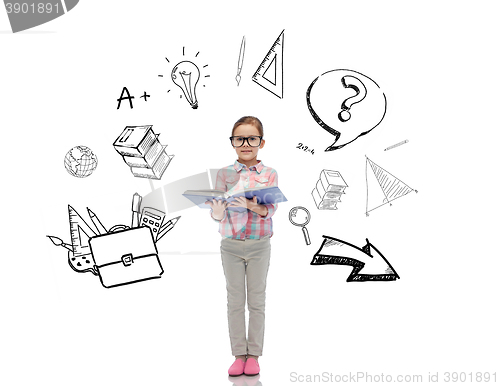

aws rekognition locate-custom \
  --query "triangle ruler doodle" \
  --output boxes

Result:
[68,205,96,258]
[365,156,416,216]
[252,29,284,99]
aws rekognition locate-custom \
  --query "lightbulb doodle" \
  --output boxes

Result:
[158,47,210,109]
[306,69,387,152]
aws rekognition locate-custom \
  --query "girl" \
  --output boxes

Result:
[206,116,278,376]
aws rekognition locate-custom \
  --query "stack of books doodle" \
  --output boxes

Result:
[113,125,174,180]
[311,169,348,210]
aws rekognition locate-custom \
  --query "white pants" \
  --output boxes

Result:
[220,236,271,356]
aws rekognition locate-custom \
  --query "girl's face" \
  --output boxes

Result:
[232,123,265,167]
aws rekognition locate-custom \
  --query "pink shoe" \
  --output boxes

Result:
[228,358,245,376]
[243,358,260,375]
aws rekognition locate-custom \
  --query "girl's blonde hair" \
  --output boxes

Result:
[232,116,264,137]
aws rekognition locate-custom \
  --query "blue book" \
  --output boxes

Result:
[183,186,287,211]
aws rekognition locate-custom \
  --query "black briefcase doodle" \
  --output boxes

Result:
[89,226,163,288]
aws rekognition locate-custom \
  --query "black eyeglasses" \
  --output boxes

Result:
[229,136,263,147]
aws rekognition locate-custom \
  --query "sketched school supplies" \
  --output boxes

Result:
[365,156,417,216]
[156,216,181,242]
[289,207,311,245]
[236,36,246,86]
[311,236,400,282]
[306,69,387,152]
[311,170,348,210]
[183,185,288,211]
[48,198,180,288]
[384,139,409,151]
[252,29,284,99]
[113,125,174,180]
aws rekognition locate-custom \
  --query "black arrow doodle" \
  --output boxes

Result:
[310,236,400,282]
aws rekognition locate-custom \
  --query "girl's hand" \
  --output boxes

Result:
[205,199,228,220]
[229,196,269,217]
[229,196,251,209]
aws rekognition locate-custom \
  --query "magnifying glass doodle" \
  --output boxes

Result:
[289,206,311,245]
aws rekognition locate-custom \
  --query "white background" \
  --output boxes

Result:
[1,1,499,385]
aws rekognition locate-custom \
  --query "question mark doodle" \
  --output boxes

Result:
[338,75,367,122]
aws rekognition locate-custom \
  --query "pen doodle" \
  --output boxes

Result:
[252,29,284,99]
[365,156,417,216]
[311,236,400,282]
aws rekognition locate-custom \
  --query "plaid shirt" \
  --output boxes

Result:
[212,160,278,239]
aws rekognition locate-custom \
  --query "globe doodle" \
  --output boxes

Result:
[64,146,98,178]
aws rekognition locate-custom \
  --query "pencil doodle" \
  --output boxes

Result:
[311,236,400,282]
[306,69,387,151]
[113,125,174,180]
[236,36,246,86]
[365,156,417,216]
[289,206,311,245]
[384,139,409,151]
[64,146,98,178]
[311,170,348,210]
[252,29,284,99]
[47,194,181,288]
[158,47,210,109]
